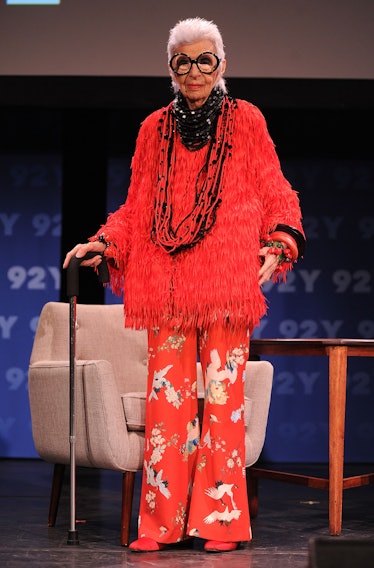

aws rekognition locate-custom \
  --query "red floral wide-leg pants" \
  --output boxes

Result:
[137,323,252,544]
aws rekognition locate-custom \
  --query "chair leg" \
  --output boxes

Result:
[247,467,259,518]
[121,471,136,547]
[48,463,65,527]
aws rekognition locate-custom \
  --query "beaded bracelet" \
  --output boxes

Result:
[97,234,112,248]
[261,238,293,264]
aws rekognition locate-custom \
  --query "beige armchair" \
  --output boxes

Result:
[28,301,273,546]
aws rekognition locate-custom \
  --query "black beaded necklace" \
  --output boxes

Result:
[173,87,225,150]
[151,90,237,254]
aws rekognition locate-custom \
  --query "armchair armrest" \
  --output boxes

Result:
[28,360,143,472]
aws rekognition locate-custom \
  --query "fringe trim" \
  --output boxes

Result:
[88,99,304,331]
[123,302,264,334]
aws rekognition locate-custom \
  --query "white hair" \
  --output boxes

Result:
[167,17,227,94]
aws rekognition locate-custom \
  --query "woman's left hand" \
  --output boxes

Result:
[258,246,279,285]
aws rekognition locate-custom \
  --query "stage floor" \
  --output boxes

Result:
[0,459,373,567]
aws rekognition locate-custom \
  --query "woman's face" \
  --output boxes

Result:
[170,40,226,110]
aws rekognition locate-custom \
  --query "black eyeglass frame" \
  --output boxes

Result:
[169,51,221,76]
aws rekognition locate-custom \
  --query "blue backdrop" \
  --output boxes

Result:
[0,154,61,457]
[1,153,373,462]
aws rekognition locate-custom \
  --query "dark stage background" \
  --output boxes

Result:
[1,76,373,461]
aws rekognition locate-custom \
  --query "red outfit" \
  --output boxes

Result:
[94,99,303,332]
[93,97,303,544]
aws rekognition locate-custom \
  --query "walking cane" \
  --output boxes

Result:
[66,252,109,545]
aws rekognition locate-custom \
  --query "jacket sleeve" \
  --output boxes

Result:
[90,109,163,295]
[246,102,304,237]
[241,101,305,278]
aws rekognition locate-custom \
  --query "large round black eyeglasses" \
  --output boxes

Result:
[169,51,221,75]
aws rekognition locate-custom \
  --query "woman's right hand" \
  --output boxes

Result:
[258,246,280,286]
[62,241,106,270]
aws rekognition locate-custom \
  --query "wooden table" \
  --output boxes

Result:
[248,338,374,535]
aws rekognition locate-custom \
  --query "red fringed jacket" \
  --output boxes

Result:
[92,99,304,332]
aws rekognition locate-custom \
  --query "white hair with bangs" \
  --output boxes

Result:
[167,17,227,94]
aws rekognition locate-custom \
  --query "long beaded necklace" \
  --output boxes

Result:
[151,90,237,254]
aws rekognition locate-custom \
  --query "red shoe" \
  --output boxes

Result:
[204,540,239,552]
[129,537,165,552]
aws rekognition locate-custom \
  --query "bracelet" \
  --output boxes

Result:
[269,231,298,261]
[261,238,293,264]
[274,224,305,257]
[97,234,112,248]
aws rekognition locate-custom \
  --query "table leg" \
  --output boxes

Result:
[328,345,347,535]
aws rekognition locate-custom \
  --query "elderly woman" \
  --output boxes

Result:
[64,17,305,553]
